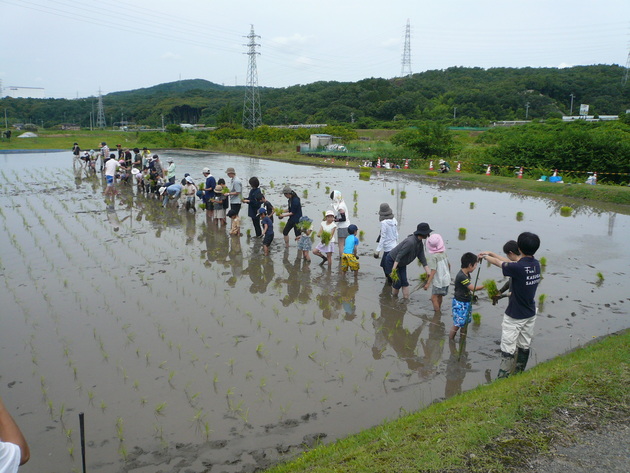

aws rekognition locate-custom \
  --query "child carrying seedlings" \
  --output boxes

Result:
[424,233,451,313]
[313,210,337,266]
[296,216,313,262]
[259,207,273,256]
[341,224,360,274]
[450,252,484,341]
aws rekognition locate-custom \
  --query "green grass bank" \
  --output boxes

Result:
[265,330,629,472]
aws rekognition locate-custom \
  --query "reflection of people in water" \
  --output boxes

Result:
[338,276,358,321]
[244,254,275,294]
[277,250,307,307]
[444,339,471,399]
[372,287,425,372]
[419,310,446,376]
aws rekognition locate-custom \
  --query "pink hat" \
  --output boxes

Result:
[426,233,445,254]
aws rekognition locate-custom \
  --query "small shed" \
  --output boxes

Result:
[310,134,333,149]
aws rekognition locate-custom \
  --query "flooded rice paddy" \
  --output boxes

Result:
[1,150,628,473]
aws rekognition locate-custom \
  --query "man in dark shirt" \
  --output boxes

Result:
[481,232,541,378]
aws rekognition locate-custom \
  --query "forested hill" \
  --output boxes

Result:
[2,65,629,128]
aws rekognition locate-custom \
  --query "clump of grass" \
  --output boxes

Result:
[426,171,438,176]
[560,206,573,217]
[432,197,438,203]
[516,211,524,221]
[483,279,499,298]
[472,312,481,325]
[458,228,467,240]
[400,191,407,199]
[358,171,371,180]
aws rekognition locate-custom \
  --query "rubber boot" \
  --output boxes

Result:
[497,351,515,379]
[514,348,530,374]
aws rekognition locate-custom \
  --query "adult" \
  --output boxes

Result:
[480,232,541,378]
[374,203,399,283]
[132,148,142,170]
[141,147,152,168]
[383,222,432,298]
[152,155,164,179]
[279,186,302,247]
[104,154,119,196]
[243,177,264,237]
[99,142,109,172]
[116,144,123,160]
[0,395,30,472]
[72,142,80,161]
[166,158,176,185]
[225,167,242,220]
[201,167,216,219]
[160,181,183,208]
[330,190,350,257]
[123,148,132,168]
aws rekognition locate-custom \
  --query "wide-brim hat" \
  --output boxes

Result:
[426,233,445,254]
[378,203,394,221]
[282,185,293,194]
[158,187,167,195]
[413,222,433,236]
[214,184,223,193]
[131,168,140,175]
[226,167,236,174]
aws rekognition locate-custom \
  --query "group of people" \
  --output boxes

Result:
[73,144,542,379]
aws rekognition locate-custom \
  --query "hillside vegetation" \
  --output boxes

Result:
[2,65,628,128]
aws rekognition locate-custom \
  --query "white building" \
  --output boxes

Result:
[4,86,46,99]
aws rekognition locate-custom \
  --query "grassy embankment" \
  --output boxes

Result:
[3,129,630,210]
[265,330,629,473]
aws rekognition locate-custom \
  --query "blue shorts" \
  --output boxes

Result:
[106,175,114,186]
[452,299,471,327]
[262,233,274,247]
[383,254,409,289]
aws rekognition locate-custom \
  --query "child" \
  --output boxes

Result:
[183,176,198,213]
[259,207,273,256]
[424,233,451,313]
[492,240,521,305]
[313,210,337,266]
[480,232,541,378]
[212,184,227,226]
[296,216,313,262]
[450,252,484,340]
[341,224,360,273]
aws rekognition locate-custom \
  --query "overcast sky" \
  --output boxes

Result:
[1,0,629,99]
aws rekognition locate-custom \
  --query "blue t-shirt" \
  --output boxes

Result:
[261,216,273,234]
[343,234,359,254]
[502,256,541,319]
[203,176,216,202]
[287,196,302,223]
[167,183,183,196]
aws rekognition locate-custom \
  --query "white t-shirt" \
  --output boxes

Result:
[0,441,21,473]
[320,221,337,243]
[427,251,451,288]
[104,158,118,177]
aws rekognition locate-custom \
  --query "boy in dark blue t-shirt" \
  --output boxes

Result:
[481,232,541,378]
[450,252,484,341]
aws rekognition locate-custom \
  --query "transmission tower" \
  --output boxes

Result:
[401,19,412,77]
[622,50,630,86]
[242,25,262,129]
[96,88,106,129]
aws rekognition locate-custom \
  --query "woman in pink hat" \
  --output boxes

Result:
[424,233,451,313]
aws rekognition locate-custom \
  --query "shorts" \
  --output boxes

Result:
[297,235,312,251]
[106,175,114,186]
[341,253,360,272]
[337,227,349,239]
[262,233,274,247]
[282,220,302,237]
[452,299,471,328]
[227,204,241,218]
[432,285,449,296]
[315,242,335,254]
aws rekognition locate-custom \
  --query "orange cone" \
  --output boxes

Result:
[517,167,523,179]
[404,159,409,169]
[486,165,491,176]
[429,160,434,171]
[376,158,381,168]
[456,162,461,173]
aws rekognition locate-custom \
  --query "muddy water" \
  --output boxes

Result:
[1,150,628,473]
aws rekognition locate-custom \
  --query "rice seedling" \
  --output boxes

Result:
[325,186,330,194]
[269,180,274,188]
[540,257,547,267]
[516,211,524,221]
[596,271,604,282]
[118,444,128,462]
[67,446,74,459]
[390,268,400,283]
[303,189,308,198]
[359,230,365,241]
[538,294,547,304]
[100,401,107,412]
[246,229,251,237]
[279,221,286,231]
[560,206,573,217]
[470,202,475,209]
[116,417,124,442]
[320,230,332,245]
[154,402,167,416]
[458,227,467,240]
[483,279,499,298]
[472,312,481,325]
[391,189,395,195]
[432,196,438,203]
[400,191,407,199]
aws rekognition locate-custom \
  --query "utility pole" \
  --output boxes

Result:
[161,115,165,132]
[453,107,457,119]
[242,25,262,129]
[401,19,412,77]
[622,50,630,86]
[569,93,575,115]
[525,102,530,119]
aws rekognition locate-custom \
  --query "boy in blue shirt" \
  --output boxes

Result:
[259,207,273,256]
[341,224,360,274]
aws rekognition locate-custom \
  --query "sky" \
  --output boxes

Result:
[1,0,629,99]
